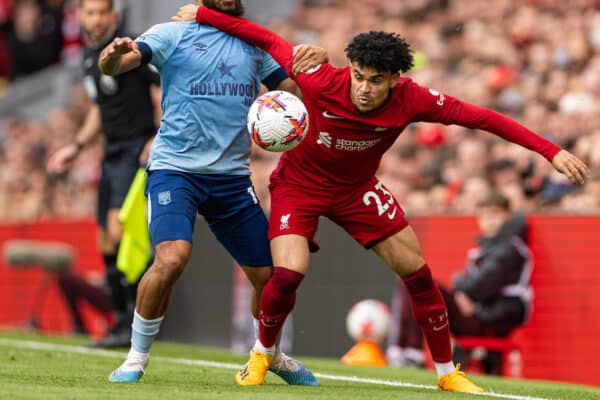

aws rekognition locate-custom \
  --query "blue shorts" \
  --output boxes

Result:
[145,170,272,267]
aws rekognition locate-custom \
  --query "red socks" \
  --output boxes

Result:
[401,264,452,363]
[259,266,304,347]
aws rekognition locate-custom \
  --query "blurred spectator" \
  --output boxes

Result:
[387,192,533,373]
[0,0,12,80]
[6,0,63,80]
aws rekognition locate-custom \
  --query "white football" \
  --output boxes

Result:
[346,299,391,343]
[247,90,309,152]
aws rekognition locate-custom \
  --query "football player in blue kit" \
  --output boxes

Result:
[98,0,325,385]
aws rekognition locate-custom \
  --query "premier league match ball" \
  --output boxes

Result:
[346,299,391,343]
[247,90,309,152]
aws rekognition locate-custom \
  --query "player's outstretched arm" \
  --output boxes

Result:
[173,5,328,76]
[174,4,294,74]
[457,104,589,184]
[411,82,590,185]
[99,37,142,76]
[456,104,589,184]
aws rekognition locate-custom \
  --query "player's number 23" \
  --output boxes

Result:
[362,182,396,220]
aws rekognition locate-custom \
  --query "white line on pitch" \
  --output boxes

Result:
[0,338,556,400]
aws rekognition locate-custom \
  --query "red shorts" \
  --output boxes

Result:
[268,176,409,252]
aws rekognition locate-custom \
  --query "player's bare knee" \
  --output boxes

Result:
[152,252,187,286]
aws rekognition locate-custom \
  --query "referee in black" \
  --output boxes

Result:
[47,0,159,347]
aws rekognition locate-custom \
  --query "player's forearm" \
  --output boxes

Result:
[75,104,102,148]
[99,52,142,76]
[455,102,561,162]
[196,6,294,74]
[276,77,303,99]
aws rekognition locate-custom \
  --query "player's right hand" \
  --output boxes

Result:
[292,44,329,75]
[551,149,589,185]
[171,4,199,21]
[46,144,79,174]
[99,37,137,64]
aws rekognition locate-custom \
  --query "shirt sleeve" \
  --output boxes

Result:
[196,6,294,74]
[407,80,561,162]
[258,50,287,90]
[134,22,186,69]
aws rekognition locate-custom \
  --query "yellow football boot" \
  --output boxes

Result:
[235,349,273,386]
[438,364,484,393]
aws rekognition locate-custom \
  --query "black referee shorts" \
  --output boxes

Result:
[97,138,147,229]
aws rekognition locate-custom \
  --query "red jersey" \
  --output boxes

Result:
[196,7,561,189]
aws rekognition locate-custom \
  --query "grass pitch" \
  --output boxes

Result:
[0,330,598,400]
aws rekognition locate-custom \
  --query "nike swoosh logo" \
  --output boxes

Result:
[323,110,344,119]
[387,207,397,220]
[432,322,448,331]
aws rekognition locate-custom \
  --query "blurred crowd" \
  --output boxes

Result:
[2,0,600,222]
[0,85,100,221]
[0,0,81,85]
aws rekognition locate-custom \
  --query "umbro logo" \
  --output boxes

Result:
[193,41,208,52]
[316,132,332,148]
[322,110,344,119]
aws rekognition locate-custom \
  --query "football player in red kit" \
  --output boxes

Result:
[174,4,589,393]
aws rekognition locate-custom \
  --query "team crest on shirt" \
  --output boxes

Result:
[280,213,291,230]
[158,191,171,205]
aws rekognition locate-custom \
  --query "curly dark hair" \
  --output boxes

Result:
[344,31,414,73]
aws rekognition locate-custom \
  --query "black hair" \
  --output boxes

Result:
[203,0,245,17]
[344,31,414,73]
[79,0,114,9]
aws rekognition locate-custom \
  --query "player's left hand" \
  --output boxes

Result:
[172,4,199,21]
[551,149,589,185]
[292,44,328,75]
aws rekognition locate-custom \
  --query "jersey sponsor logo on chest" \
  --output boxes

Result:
[316,132,381,151]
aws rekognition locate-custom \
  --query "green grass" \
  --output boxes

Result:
[0,330,599,400]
